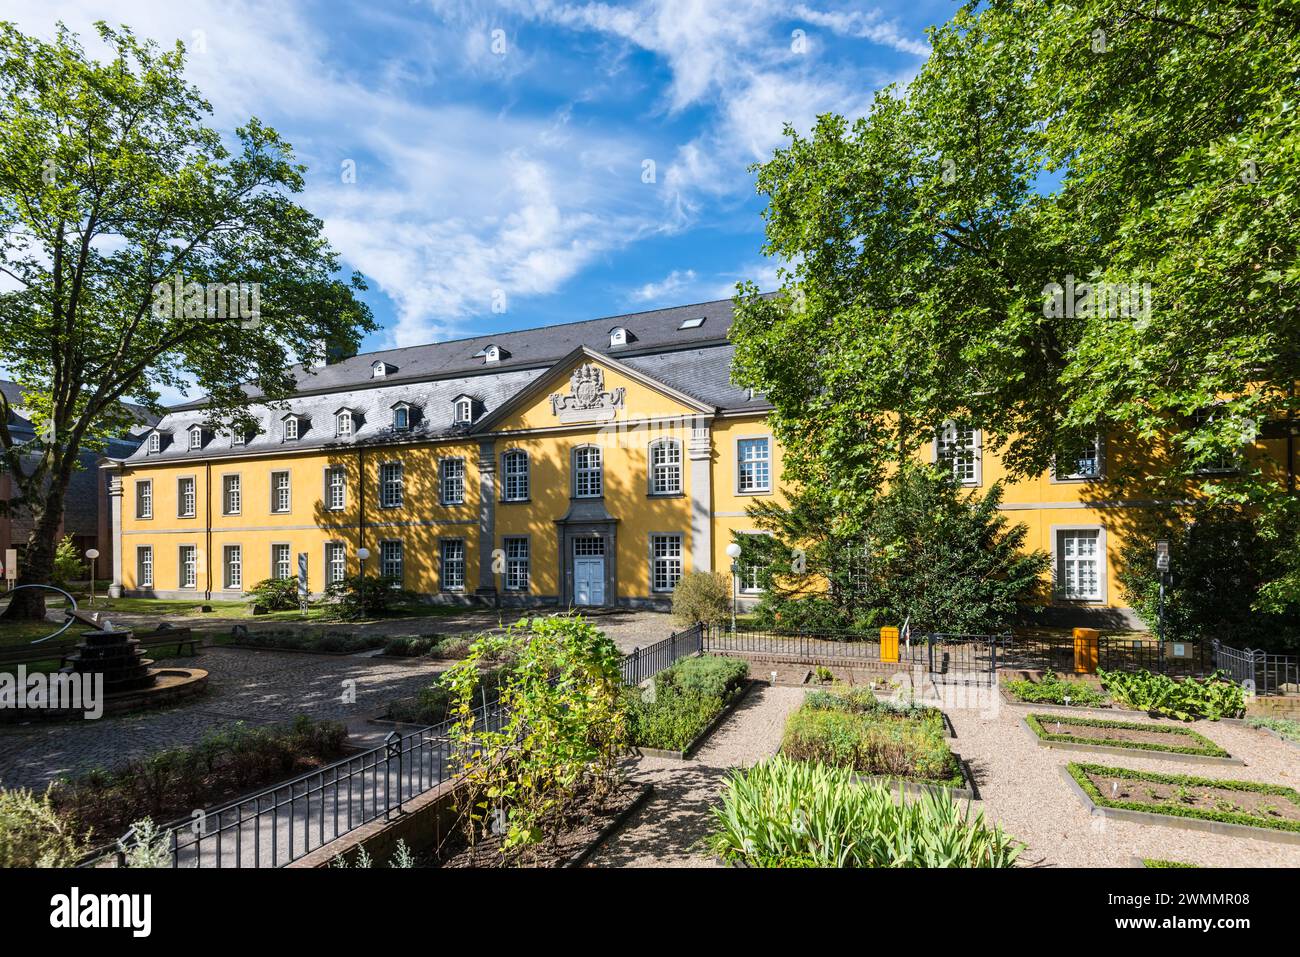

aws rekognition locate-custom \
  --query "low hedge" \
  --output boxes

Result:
[1026,713,1230,757]
[1067,762,1300,833]
[385,668,508,725]
[229,629,386,654]
[49,715,350,841]
[383,634,473,659]
[625,656,750,752]
[1002,671,1108,707]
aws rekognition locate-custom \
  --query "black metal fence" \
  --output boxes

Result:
[99,623,704,869]
[1004,634,1213,678]
[702,625,1002,685]
[622,622,704,685]
[1212,640,1300,696]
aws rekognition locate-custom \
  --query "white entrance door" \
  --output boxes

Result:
[574,558,605,605]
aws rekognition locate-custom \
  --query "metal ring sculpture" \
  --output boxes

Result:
[1,583,80,643]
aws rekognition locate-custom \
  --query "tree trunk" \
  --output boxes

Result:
[0,485,69,622]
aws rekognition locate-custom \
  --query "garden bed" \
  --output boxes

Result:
[1247,716,1300,750]
[633,679,756,759]
[625,655,750,756]
[218,628,387,656]
[999,671,1111,710]
[418,779,652,868]
[780,687,967,794]
[1063,762,1300,845]
[1023,714,1241,765]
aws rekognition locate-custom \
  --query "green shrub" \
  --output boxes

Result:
[247,577,301,611]
[0,787,88,867]
[1248,716,1300,743]
[1002,670,1108,707]
[1098,668,1245,721]
[50,715,349,838]
[324,574,413,620]
[382,634,473,659]
[671,571,733,628]
[802,686,941,723]
[50,535,84,588]
[234,628,383,653]
[708,756,1022,868]
[625,686,726,751]
[658,655,749,698]
[781,705,958,784]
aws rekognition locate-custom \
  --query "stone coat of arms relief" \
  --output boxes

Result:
[549,364,626,423]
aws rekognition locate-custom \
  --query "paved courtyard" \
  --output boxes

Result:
[0,609,680,793]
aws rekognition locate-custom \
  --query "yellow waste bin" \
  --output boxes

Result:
[1073,627,1100,674]
[880,626,900,664]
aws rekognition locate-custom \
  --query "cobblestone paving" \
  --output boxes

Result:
[0,647,447,791]
[585,683,807,868]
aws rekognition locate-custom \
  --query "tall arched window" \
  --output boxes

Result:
[573,445,602,498]
[648,439,682,495]
[501,449,529,501]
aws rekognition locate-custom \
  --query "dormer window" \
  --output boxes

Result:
[454,396,473,425]
[391,402,411,432]
[147,432,161,454]
[608,327,634,347]
[474,344,509,364]
[187,425,204,450]
[335,409,353,438]
[231,430,246,447]
[282,415,300,442]
[371,360,395,378]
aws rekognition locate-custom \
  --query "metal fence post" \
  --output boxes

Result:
[384,731,402,819]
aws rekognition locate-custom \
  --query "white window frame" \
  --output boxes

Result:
[1052,526,1106,603]
[325,541,347,585]
[735,531,771,595]
[648,439,683,496]
[650,533,683,593]
[392,405,409,431]
[271,543,292,580]
[136,545,153,588]
[454,397,472,424]
[283,416,299,442]
[271,470,291,514]
[573,445,602,499]
[380,539,404,585]
[136,480,153,519]
[179,544,197,589]
[440,457,465,506]
[934,420,982,486]
[147,432,160,453]
[1052,435,1106,482]
[325,467,346,511]
[440,539,465,592]
[336,410,353,438]
[501,449,529,502]
[178,476,196,518]
[222,474,242,515]
[223,544,242,591]
[503,536,529,592]
[379,461,404,509]
[188,426,203,450]
[736,436,772,494]
[231,430,246,447]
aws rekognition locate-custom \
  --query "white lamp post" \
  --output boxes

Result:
[724,542,742,635]
[357,546,370,579]
[85,548,100,606]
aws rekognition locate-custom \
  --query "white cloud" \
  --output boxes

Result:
[629,268,697,303]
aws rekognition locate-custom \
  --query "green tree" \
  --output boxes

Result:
[749,467,1049,634]
[730,1,1300,603]
[0,23,373,619]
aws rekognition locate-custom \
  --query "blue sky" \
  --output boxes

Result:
[9,0,952,400]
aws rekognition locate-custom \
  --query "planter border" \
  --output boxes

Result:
[998,683,1115,713]
[1021,714,1242,766]
[850,753,975,801]
[633,679,757,760]
[1060,763,1300,846]
[564,781,654,868]
[1246,722,1300,751]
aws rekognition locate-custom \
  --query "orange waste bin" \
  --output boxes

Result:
[880,626,900,664]
[1073,628,1100,674]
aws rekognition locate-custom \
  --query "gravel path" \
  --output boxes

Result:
[589,671,1300,868]
[585,684,806,868]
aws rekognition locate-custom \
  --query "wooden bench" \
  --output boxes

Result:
[0,624,200,670]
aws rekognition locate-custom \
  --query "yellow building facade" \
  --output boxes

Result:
[107,297,1275,624]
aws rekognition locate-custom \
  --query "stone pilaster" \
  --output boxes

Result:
[688,416,713,573]
[476,439,497,600]
[106,470,124,597]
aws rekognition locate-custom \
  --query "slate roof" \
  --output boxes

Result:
[1,379,160,450]
[124,296,771,464]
